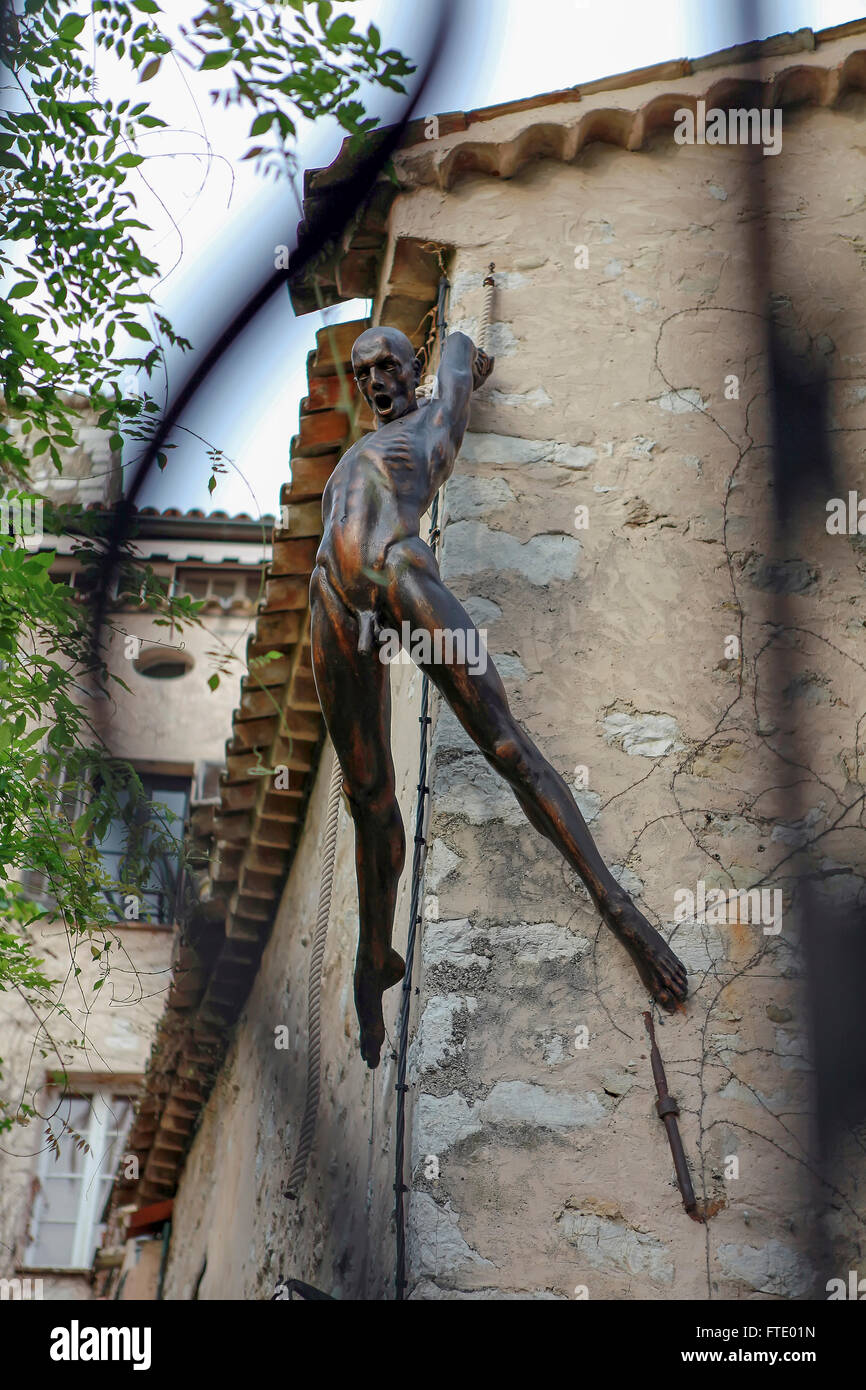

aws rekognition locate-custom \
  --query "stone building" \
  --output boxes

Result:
[0,412,271,1298]
[102,21,865,1300]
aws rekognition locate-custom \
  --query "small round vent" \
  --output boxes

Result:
[133,647,194,680]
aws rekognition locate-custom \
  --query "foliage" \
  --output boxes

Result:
[0,0,413,1128]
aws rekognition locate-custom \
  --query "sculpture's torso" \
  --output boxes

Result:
[315,400,438,612]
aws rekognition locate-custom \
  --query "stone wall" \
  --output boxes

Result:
[390,96,866,1299]
[160,656,422,1300]
[154,54,866,1302]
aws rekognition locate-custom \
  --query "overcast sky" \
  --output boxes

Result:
[116,0,866,517]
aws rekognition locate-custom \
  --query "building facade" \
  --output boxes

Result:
[101,22,866,1300]
[0,413,270,1299]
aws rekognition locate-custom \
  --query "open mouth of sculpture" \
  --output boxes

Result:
[374,391,394,415]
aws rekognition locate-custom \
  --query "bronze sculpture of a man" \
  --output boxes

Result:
[310,326,688,1068]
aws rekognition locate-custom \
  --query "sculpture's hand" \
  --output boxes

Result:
[471,346,494,390]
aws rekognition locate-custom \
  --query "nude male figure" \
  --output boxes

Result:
[310,326,688,1068]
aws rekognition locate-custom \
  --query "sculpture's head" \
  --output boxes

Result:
[352,326,420,426]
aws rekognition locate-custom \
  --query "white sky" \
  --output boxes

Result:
[97,0,865,516]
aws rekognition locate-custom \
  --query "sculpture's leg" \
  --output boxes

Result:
[310,568,406,1067]
[382,540,688,1011]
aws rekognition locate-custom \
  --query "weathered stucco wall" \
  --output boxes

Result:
[161,656,422,1300]
[387,94,866,1298]
[157,46,866,1301]
[91,614,252,768]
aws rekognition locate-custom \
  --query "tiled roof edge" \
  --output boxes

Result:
[290,26,866,314]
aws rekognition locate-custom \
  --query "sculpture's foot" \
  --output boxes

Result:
[603,892,688,1012]
[354,947,405,1069]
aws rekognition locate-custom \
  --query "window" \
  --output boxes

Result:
[48,560,123,601]
[24,1089,135,1270]
[174,565,262,611]
[51,560,264,612]
[18,759,89,904]
[192,760,224,804]
[20,767,190,923]
[94,772,190,925]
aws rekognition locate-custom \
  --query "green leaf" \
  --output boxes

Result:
[0,0,416,1121]
[59,15,87,41]
[28,549,55,568]
[328,15,355,44]
[201,51,233,71]
[18,726,48,751]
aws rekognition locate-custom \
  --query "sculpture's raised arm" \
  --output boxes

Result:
[425,331,494,485]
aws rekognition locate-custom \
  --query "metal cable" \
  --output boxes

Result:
[393,653,435,1299]
[394,265,494,1298]
[285,749,343,1198]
